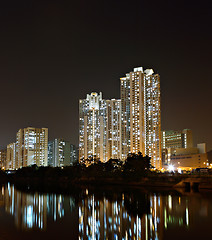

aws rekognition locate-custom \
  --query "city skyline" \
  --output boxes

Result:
[0,1,211,151]
[0,1,212,239]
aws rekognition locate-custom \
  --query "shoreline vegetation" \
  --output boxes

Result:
[0,153,212,191]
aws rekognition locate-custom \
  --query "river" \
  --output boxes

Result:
[0,183,211,239]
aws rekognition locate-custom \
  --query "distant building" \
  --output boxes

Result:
[6,143,16,170]
[48,139,77,167]
[16,127,48,168]
[120,67,161,168]
[48,139,62,167]
[197,143,207,154]
[164,143,208,171]
[207,150,212,164]
[70,144,78,165]
[16,129,24,169]
[162,129,193,166]
[0,149,7,170]
[162,129,193,149]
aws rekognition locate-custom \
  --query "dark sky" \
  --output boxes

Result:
[0,0,212,150]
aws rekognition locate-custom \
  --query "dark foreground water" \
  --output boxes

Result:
[0,183,212,240]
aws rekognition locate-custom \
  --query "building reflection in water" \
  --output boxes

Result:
[78,190,209,240]
[2,183,75,231]
[78,192,149,239]
[0,184,210,238]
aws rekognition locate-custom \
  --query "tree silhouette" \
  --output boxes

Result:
[124,152,152,174]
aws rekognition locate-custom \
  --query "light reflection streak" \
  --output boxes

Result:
[78,192,202,240]
[1,184,75,230]
[0,184,207,239]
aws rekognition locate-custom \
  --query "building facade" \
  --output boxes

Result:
[6,143,16,170]
[162,129,193,149]
[120,74,131,160]
[162,129,193,166]
[79,93,123,163]
[48,139,77,167]
[16,127,48,168]
[166,144,208,172]
[120,67,161,169]
[0,149,7,170]
[16,129,24,169]
[79,92,108,162]
[106,99,122,160]
[70,144,78,165]
[48,139,65,167]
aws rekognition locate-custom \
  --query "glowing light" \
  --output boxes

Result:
[168,165,174,172]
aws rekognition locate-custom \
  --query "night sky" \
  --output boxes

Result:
[0,0,211,150]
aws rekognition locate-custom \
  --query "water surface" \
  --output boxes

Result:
[0,183,211,239]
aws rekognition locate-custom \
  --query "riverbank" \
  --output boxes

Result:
[6,172,212,191]
[2,166,212,192]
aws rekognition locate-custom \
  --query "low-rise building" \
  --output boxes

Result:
[164,143,208,171]
[162,129,193,167]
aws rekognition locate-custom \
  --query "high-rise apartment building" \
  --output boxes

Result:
[48,139,77,167]
[79,92,107,162]
[79,93,123,163]
[48,139,65,167]
[0,149,7,170]
[120,74,131,160]
[6,143,16,170]
[106,99,122,160]
[121,67,161,169]
[70,144,78,165]
[16,129,24,169]
[16,127,48,168]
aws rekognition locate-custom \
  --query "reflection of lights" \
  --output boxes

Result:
[164,208,167,229]
[8,183,11,197]
[178,168,182,174]
[168,195,172,210]
[186,207,189,226]
[125,231,128,240]
[145,215,148,240]
[92,195,95,240]
[158,196,160,207]
[26,206,33,228]
[0,186,191,239]
[154,195,157,231]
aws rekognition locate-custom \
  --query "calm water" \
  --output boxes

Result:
[0,183,212,240]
